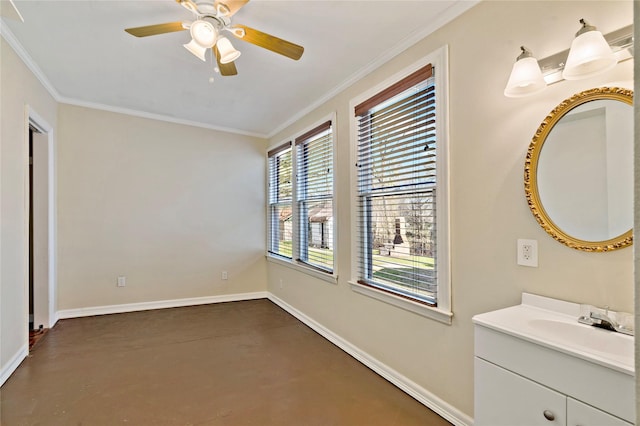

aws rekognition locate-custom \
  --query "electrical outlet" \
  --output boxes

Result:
[517,239,538,267]
[117,276,126,287]
[221,271,228,280]
[279,278,284,289]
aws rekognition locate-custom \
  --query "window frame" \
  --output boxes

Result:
[295,120,335,273]
[266,114,338,284]
[349,46,452,324]
[267,142,293,260]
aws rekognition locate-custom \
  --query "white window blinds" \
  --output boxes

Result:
[355,64,437,305]
[296,121,334,272]
[268,142,292,258]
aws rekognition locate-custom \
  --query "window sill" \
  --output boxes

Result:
[267,254,338,285]
[349,280,452,325]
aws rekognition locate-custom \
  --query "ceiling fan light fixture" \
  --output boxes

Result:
[190,20,217,48]
[184,39,208,61]
[217,37,241,64]
[125,1,304,76]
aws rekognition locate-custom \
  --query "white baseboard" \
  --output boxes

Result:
[46,291,471,424]
[268,293,473,426]
[56,291,269,320]
[0,343,28,387]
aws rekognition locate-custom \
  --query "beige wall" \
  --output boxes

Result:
[57,105,268,309]
[267,0,634,419]
[0,37,57,368]
[1,0,634,419]
[1,34,268,375]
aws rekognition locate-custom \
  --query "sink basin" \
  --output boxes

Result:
[472,294,634,374]
[527,318,633,363]
[474,293,636,424]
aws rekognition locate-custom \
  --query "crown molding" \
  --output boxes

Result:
[58,97,267,138]
[1,18,62,100]
[266,0,480,139]
[0,19,267,139]
[2,0,480,141]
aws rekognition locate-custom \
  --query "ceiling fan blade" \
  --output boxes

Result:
[125,22,186,38]
[215,46,238,76]
[215,0,249,17]
[232,24,304,61]
[0,0,24,22]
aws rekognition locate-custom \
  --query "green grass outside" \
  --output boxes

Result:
[372,266,435,292]
[274,240,435,271]
[274,240,293,258]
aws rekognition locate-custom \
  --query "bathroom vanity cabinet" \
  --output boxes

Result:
[473,293,634,426]
[475,357,630,425]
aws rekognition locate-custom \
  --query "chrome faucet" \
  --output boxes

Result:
[587,307,618,331]
[578,305,634,336]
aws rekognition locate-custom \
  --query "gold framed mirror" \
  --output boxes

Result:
[524,87,633,252]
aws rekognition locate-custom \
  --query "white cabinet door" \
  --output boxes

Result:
[567,398,633,426]
[475,357,566,426]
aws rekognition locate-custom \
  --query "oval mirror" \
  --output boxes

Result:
[525,87,633,252]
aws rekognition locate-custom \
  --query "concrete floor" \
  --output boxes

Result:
[1,299,451,425]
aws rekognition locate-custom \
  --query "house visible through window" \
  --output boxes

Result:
[354,63,439,306]
[267,120,335,275]
[296,121,334,272]
[268,142,292,259]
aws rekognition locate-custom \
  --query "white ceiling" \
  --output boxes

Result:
[2,0,476,137]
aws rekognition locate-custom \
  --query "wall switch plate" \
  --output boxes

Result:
[221,271,228,280]
[517,239,538,267]
[117,276,126,287]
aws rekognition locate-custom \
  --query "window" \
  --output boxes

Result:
[354,61,448,314]
[267,119,336,277]
[268,142,292,258]
[296,121,334,272]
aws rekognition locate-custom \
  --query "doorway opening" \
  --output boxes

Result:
[27,109,55,350]
[29,125,35,332]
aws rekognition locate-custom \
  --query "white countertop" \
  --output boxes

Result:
[472,293,634,376]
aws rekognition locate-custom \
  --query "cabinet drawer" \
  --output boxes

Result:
[567,398,632,426]
[475,325,634,422]
[475,357,566,426]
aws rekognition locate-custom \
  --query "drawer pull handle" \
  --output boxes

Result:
[543,410,555,421]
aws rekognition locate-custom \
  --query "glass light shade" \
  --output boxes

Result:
[504,56,546,98]
[190,20,217,48]
[183,39,208,61]
[216,37,241,64]
[562,30,616,80]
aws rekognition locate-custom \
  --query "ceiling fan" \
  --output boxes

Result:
[1,0,24,22]
[124,0,304,76]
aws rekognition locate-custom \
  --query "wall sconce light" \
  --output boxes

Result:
[504,19,633,97]
[562,19,617,80]
[504,46,546,97]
